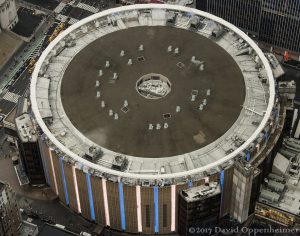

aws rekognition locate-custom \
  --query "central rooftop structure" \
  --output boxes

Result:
[30,4,275,182]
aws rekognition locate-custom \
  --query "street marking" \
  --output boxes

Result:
[2,91,21,104]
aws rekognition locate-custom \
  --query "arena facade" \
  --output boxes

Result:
[30,4,279,235]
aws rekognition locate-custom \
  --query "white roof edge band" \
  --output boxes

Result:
[30,4,275,180]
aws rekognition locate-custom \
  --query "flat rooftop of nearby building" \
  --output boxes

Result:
[15,113,37,142]
[38,224,79,236]
[180,182,220,202]
[18,221,39,236]
[0,31,23,69]
[259,143,300,216]
[61,26,245,158]
[12,7,44,38]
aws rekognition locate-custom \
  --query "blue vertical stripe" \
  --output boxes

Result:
[153,186,159,233]
[118,182,126,231]
[188,179,193,188]
[246,151,250,162]
[59,157,69,206]
[41,151,50,185]
[86,173,96,221]
[220,170,224,192]
[263,132,269,141]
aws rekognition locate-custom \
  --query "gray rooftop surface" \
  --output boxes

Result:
[180,181,220,202]
[61,26,245,158]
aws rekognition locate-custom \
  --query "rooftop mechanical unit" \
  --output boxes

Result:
[112,155,128,171]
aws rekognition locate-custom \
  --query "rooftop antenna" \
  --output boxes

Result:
[164,123,168,129]
[199,104,203,111]
[191,56,203,66]
[156,123,161,130]
[199,63,205,71]
[207,89,211,96]
[149,124,154,130]
[128,59,133,66]
[191,94,196,101]
[113,72,118,80]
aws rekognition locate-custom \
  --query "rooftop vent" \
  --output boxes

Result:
[112,155,128,171]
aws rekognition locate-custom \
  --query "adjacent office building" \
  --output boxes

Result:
[15,98,46,185]
[196,0,300,53]
[178,182,221,236]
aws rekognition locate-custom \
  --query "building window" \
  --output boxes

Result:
[146,205,150,227]
[163,204,167,227]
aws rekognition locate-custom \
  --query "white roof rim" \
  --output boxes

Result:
[30,4,275,180]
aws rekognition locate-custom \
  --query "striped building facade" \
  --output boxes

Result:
[39,139,223,234]
[196,0,300,52]
[37,103,284,235]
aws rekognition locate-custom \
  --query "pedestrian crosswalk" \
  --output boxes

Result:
[68,18,79,25]
[56,14,68,23]
[77,3,99,14]
[2,91,21,104]
[55,0,107,26]
[54,2,66,14]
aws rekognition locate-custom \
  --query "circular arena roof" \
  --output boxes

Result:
[61,26,245,158]
[31,4,275,182]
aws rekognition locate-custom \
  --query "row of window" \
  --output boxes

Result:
[197,0,300,52]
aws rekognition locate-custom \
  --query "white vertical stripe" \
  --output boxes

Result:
[277,0,284,49]
[296,1,300,52]
[285,0,291,50]
[49,149,58,195]
[289,0,295,50]
[102,178,110,226]
[72,166,82,213]
[278,0,282,48]
[171,185,176,232]
[136,185,142,232]
[291,0,299,50]
[229,0,233,26]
